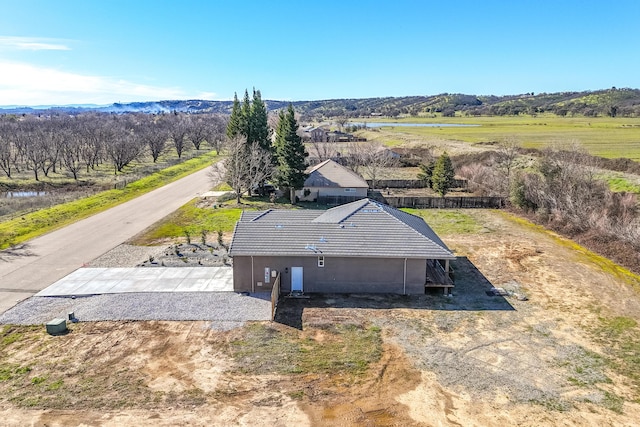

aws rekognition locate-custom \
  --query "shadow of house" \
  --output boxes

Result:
[274,256,514,330]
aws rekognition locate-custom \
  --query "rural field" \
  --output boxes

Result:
[1,208,639,426]
[355,115,640,161]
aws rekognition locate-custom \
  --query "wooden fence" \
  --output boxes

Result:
[367,179,468,189]
[384,196,506,209]
[271,273,281,321]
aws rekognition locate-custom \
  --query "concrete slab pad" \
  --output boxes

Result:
[202,279,234,292]
[174,278,214,292]
[185,269,217,279]
[65,268,105,280]
[36,267,235,296]
[159,269,191,279]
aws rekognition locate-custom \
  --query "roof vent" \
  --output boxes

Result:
[275,224,284,229]
[319,236,328,243]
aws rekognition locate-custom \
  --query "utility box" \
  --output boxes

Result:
[46,318,67,335]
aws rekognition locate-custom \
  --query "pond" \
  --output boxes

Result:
[349,122,480,128]
[3,191,48,198]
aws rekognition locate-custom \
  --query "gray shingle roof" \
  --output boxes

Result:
[304,159,368,189]
[228,199,455,260]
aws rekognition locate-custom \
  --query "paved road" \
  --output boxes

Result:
[0,166,215,314]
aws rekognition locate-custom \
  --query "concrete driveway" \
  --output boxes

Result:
[36,267,233,297]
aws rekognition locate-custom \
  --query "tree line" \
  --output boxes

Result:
[0,112,227,182]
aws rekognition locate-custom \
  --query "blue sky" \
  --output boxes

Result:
[1,0,639,106]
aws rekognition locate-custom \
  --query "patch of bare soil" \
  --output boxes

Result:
[2,209,640,426]
[0,320,420,426]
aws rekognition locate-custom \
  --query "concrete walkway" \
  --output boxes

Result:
[35,267,233,297]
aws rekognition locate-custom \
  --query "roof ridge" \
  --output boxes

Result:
[307,158,331,173]
[336,198,371,223]
[250,209,273,222]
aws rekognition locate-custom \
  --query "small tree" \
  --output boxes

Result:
[273,104,308,204]
[495,138,520,195]
[432,152,455,197]
[417,161,435,188]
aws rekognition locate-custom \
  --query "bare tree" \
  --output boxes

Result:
[137,115,169,163]
[204,114,227,154]
[495,138,521,195]
[0,124,19,178]
[335,116,348,131]
[77,115,106,172]
[18,120,48,181]
[344,141,366,174]
[213,136,273,203]
[346,141,398,189]
[59,128,83,180]
[104,125,144,174]
[187,115,208,150]
[309,141,337,163]
[167,113,189,158]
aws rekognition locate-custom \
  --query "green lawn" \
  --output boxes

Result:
[401,208,484,235]
[129,199,242,245]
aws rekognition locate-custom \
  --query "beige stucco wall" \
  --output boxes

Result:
[232,255,427,294]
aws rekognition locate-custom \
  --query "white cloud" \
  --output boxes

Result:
[0,36,71,51]
[0,61,211,106]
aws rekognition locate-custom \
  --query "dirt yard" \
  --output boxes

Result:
[1,210,639,426]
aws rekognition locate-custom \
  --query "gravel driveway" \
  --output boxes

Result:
[0,292,271,329]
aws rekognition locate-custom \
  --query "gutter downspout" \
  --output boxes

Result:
[403,258,407,295]
[251,256,255,293]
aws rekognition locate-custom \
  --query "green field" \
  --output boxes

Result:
[354,116,640,160]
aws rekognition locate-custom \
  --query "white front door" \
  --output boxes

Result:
[291,267,303,292]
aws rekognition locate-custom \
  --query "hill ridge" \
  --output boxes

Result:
[1,88,639,118]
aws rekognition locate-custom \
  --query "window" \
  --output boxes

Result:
[318,256,325,267]
[344,188,356,193]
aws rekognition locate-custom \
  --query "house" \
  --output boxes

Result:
[302,126,329,142]
[296,159,369,202]
[376,146,402,159]
[228,198,456,295]
[302,126,364,143]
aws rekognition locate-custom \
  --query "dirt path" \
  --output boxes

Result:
[0,166,214,314]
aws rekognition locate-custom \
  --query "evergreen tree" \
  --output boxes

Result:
[249,89,270,150]
[226,92,242,139]
[417,161,435,187]
[432,152,455,197]
[274,104,308,204]
[240,89,252,140]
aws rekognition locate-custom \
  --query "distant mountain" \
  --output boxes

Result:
[1,88,639,118]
